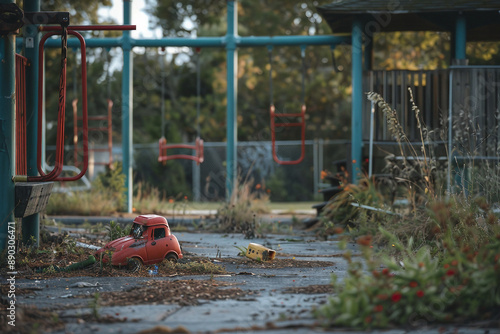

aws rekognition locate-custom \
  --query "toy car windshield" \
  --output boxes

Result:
[130,223,147,239]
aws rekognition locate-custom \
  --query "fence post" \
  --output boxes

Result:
[193,160,200,202]
[313,139,318,195]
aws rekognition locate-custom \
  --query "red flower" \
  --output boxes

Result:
[356,235,373,246]
[382,268,389,275]
[416,290,424,298]
[372,270,380,278]
[391,292,402,302]
[446,269,456,276]
[333,227,344,235]
[443,263,450,269]
[373,305,384,312]
[451,260,458,266]
[409,281,418,288]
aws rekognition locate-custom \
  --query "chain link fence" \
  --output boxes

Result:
[50,140,351,201]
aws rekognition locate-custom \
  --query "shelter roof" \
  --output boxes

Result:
[317,0,500,41]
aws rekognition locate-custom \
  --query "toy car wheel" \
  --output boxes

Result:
[127,257,142,272]
[165,253,178,263]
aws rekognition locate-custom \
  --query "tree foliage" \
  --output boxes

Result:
[36,0,500,200]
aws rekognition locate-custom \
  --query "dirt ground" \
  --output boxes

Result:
[3,224,497,334]
[0,224,345,334]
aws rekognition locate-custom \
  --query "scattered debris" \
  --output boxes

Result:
[36,255,96,273]
[75,241,101,250]
[246,243,276,261]
[0,306,65,333]
[96,280,257,307]
[137,325,191,334]
[282,284,334,294]
[217,257,335,269]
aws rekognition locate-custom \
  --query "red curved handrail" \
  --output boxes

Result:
[29,30,88,182]
[158,137,204,165]
[270,104,306,165]
[15,54,28,176]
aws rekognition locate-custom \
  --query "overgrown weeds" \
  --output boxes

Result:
[216,174,270,238]
[46,162,126,215]
[106,221,130,241]
[316,90,500,328]
[159,258,227,275]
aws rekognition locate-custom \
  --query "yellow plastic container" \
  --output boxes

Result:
[246,243,276,261]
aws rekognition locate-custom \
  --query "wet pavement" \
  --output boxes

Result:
[10,230,351,333]
[9,230,500,333]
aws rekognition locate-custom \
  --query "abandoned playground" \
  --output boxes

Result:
[2,0,500,333]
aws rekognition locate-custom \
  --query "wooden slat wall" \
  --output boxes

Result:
[363,68,500,159]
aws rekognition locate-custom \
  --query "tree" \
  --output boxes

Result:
[146,0,352,142]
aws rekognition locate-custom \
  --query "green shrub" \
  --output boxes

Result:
[45,162,126,215]
[316,214,500,328]
[315,90,500,328]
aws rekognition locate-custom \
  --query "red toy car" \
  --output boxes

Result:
[95,214,183,272]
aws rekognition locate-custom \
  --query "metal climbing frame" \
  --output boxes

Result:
[13,24,135,183]
[34,29,88,182]
[268,46,307,165]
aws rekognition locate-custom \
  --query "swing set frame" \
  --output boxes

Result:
[157,47,204,165]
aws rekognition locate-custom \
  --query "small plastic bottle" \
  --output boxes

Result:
[148,265,158,275]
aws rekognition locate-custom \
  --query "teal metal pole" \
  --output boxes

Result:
[351,20,363,183]
[122,0,133,212]
[238,35,350,47]
[225,0,238,200]
[455,14,466,60]
[22,0,41,247]
[43,35,351,49]
[0,5,16,250]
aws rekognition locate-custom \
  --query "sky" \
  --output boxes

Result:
[98,0,192,67]
[98,0,162,39]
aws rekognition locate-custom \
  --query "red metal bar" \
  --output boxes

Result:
[107,99,113,166]
[270,104,306,165]
[196,137,205,165]
[31,30,67,181]
[72,99,78,167]
[39,25,136,32]
[158,137,204,165]
[15,54,28,175]
[29,30,88,182]
[57,31,88,181]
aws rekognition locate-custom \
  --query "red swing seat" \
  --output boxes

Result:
[158,137,204,165]
[269,104,306,165]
